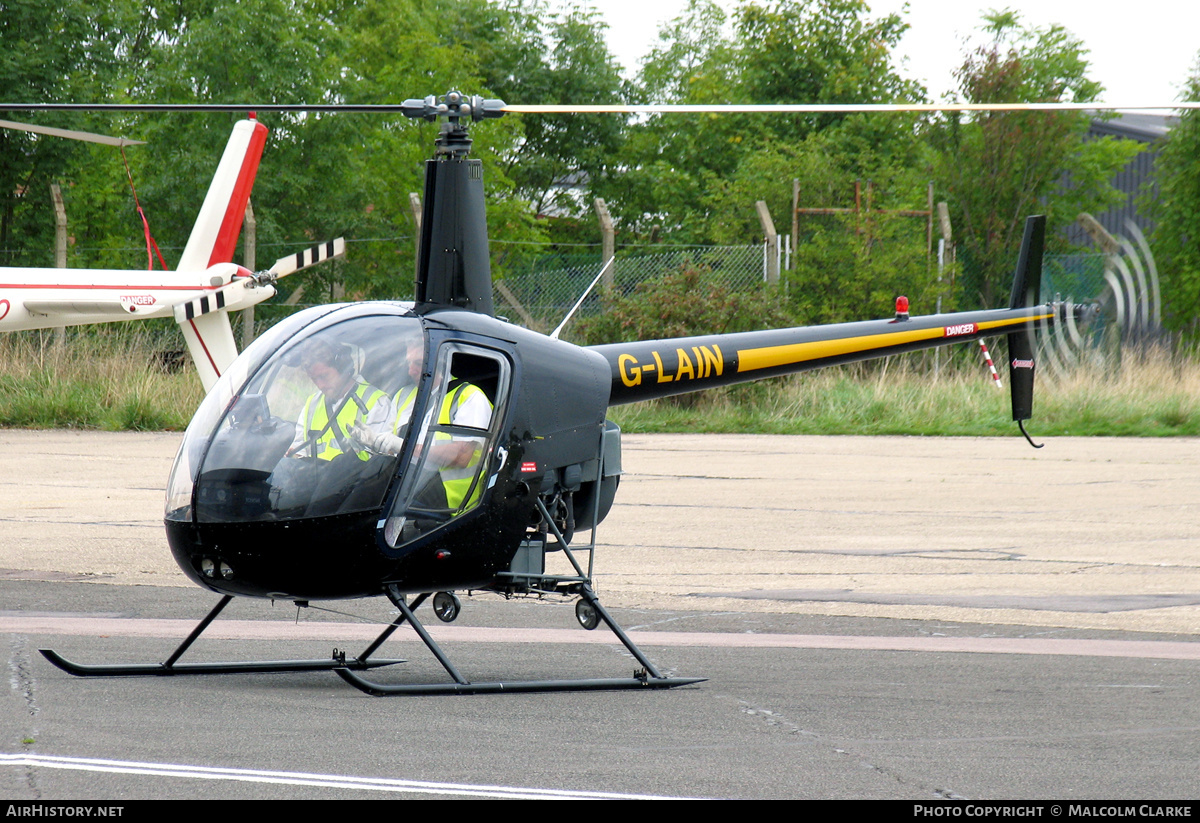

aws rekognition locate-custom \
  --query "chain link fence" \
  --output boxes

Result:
[491,243,768,331]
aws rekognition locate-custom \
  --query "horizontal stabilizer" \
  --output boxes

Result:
[172,288,230,323]
[23,300,137,317]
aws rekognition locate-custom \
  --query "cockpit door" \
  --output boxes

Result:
[381,342,511,549]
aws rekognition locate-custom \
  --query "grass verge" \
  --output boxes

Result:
[0,328,204,430]
[0,331,1195,437]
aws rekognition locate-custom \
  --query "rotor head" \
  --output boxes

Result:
[401,92,507,157]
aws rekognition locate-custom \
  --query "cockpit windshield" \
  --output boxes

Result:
[166,309,425,524]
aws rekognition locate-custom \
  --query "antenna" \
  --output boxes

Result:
[551,256,616,340]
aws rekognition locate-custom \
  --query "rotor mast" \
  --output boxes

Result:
[402,92,505,316]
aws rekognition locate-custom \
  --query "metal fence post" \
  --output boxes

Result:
[241,200,256,348]
[50,184,67,347]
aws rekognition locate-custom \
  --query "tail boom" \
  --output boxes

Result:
[592,305,1054,406]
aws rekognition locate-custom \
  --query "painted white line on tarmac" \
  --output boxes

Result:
[0,753,689,799]
[6,615,1200,660]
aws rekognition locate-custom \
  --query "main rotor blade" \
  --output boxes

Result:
[502,102,1200,114]
[0,118,145,146]
[2,102,1198,116]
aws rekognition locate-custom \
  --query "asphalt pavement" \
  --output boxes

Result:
[1,431,1197,799]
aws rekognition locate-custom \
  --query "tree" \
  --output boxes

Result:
[930,11,1141,307]
[474,1,627,219]
[1148,56,1200,335]
[331,0,548,294]
[6,0,626,297]
[0,0,143,265]
[608,0,924,242]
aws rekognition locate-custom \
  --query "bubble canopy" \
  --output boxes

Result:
[166,304,427,526]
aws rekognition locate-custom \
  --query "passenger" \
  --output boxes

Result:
[426,376,493,510]
[352,336,423,455]
[355,340,492,510]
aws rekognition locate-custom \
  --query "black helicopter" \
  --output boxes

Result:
[38,93,1057,695]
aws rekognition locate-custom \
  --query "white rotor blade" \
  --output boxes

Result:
[0,119,145,146]
[269,238,346,278]
[503,102,1200,114]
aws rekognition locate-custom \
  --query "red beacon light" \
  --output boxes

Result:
[894,295,910,321]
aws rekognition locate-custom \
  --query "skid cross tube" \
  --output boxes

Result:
[39,595,406,677]
[335,584,704,696]
[385,587,469,685]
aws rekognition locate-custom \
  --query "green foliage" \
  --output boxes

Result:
[3,0,612,292]
[482,1,627,218]
[575,263,794,345]
[929,11,1141,307]
[790,211,941,324]
[606,0,924,240]
[701,134,849,245]
[0,0,1162,347]
[0,0,140,265]
[1148,56,1200,335]
[735,0,922,132]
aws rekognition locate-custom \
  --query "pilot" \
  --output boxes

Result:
[288,337,394,462]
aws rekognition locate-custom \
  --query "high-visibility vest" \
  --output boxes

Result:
[393,385,418,428]
[301,383,387,461]
[433,382,491,510]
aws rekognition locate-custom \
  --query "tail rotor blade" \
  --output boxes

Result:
[268,238,346,279]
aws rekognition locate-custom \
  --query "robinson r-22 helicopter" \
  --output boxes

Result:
[0,116,344,391]
[30,93,1067,695]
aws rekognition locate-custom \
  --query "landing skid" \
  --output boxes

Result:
[38,595,406,678]
[334,584,705,696]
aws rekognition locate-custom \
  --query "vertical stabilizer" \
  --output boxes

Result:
[1008,215,1044,425]
[175,118,268,392]
[181,313,238,393]
[176,118,269,272]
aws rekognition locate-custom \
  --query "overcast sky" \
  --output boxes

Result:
[593,0,1199,106]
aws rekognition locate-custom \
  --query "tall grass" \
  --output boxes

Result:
[0,327,203,430]
[0,329,1196,436]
